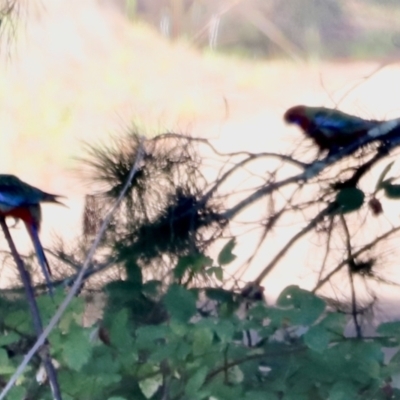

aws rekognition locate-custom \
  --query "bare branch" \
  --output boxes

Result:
[340,214,361,338]
[313,225,400,293]
[253,204,335,284]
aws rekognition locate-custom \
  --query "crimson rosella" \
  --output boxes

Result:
[283,105,382,153]
[0,175,63,295]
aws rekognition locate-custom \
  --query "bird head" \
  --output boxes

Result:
[283,105,311,130]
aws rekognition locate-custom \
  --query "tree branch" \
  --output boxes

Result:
[340,214,361,338]
[0,218,62,400]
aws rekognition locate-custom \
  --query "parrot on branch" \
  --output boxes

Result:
[0,175,64,295]
[283,105,384,153]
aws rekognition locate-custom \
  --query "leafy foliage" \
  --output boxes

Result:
[3,250,400,399]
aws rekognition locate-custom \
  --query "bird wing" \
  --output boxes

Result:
[313,111,376,138]
[0,175,37,207]
[0,193,29,208]
[0,175,63,208]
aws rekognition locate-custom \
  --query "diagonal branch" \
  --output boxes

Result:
[0,218,62,400]
[253,204,335,285]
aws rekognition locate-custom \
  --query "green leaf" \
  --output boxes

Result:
[4,310,31,334]
[375,162,394,191]
[207,381,244,399]
[137,363,159,379]
[228,365,244,384]
[360,358,380,379]
[0,331,20,347]
[282,394,308,400]
[174,256,192,280]
[108,397,128,400]
[245,391,279,400]
[37,297,57,326]
[329,380,358,400]
[0,348,9,365]
[125,258,143,286]
[185,366,208,396]
[58,369,120,398]
[149,343,178,363]
[214,320,235,342]
[334,187,365,214]
[206,266,224,281]
[109,308,132,349]
[248,303,270,320]
[61,324,92,371]
[174,254,213,280]
[205,288,235,304]
[304,325,330,352]
[176,341,191,360]
[139,373,163,399]
[7,386,26,400]
[0,349,13,374]
[377,321,400,336]
[319,312,346,335]
[375,335,399,347]
[58,296,86,333]
[136,325,169,349]
[170,320,189,337]
[0,365,16,374]
[142,280,162,297]
[218,239,236,265]
[383,182,400,199]
[163,284,197,322]
[192,327,213,356]
[276,286,325,325]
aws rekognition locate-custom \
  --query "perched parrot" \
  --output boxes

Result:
[0,175,63,295]
[283,105,381,153]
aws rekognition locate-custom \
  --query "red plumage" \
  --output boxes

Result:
[0,175,64,296]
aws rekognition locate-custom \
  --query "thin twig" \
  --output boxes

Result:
[235,207,286,280]
[253,204,334,284]
[154,133,306,167]
[0,218,62,400]
[340,215,362,338]
[333,146,388,189]
[312,225,400,293]
[202,153,304,205]
[317,216,334,283]
[0,137,146,400]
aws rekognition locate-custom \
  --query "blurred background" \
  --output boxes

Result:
[1,0,400,301]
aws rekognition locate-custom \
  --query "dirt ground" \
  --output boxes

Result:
[2,0,400,316]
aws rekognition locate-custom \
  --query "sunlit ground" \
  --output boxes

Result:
[2,0,400,322]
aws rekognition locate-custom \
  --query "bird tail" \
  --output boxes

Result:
[25,222,54,296]
[41,193,66,206]
[367,118,400,138]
